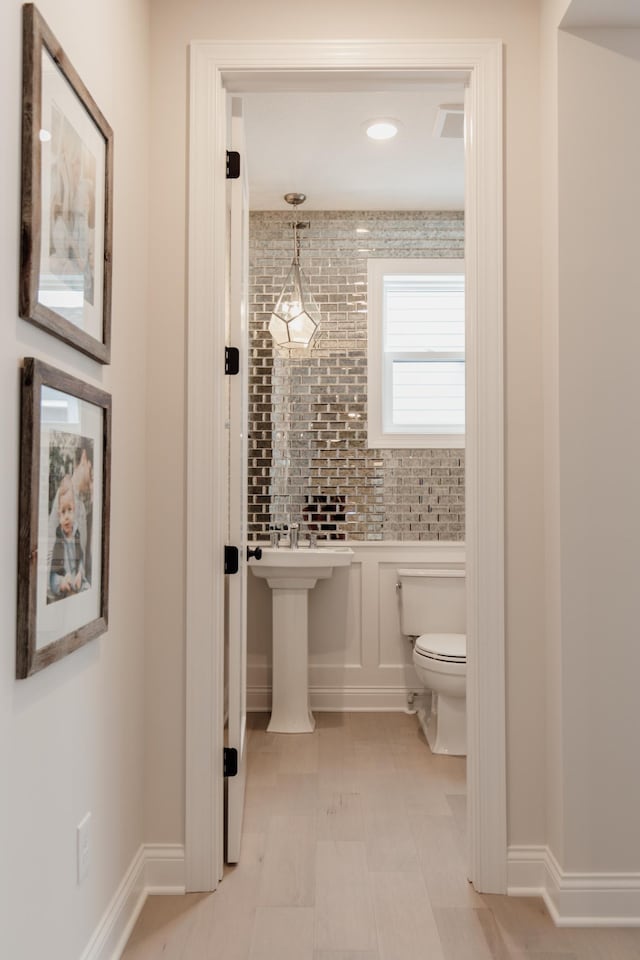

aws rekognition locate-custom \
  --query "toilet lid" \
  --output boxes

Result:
[416,633,466,662]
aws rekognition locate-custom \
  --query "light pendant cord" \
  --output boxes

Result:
[292,221,304,264]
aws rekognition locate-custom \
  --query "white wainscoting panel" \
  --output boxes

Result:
[247,541,465,712]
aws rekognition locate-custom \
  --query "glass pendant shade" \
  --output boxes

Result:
[269,221,320,349]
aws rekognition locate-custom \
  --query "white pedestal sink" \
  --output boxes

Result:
[249,545,354,733]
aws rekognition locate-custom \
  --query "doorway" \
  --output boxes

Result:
[185,39,505,895]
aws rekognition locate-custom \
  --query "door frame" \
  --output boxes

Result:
[186,39,505,893]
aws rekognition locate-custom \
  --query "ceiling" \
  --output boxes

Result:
[562,0,640,27]
[242,85,465,212]
[238,6,640,211]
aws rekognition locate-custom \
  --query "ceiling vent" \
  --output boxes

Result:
[433,104,464,139]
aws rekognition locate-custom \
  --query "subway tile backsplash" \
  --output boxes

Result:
[248,210,465,541]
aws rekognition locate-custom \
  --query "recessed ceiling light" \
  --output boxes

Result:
[365,118,399,141]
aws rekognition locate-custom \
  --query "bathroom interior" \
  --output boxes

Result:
[242,83,466,723]
[238,79,469,857]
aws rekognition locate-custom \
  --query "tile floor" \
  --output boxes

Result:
[122,712,640,960]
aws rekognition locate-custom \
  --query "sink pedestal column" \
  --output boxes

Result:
[267,578,318,733]
[249,548,354,735]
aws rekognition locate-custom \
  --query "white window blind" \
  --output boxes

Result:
[367,259,465,449]
[384,274,465,433]
[390,361,465,426]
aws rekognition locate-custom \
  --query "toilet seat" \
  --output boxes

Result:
[415,632,466,663]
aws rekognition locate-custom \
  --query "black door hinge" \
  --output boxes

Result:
[224,545,239,575]
[225,346,240,375]
[226,151,240,179]
[223,747,238,777]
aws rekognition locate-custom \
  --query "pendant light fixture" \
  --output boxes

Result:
[268,193,320,350]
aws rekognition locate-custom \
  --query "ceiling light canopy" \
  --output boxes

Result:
[365,118,399,141]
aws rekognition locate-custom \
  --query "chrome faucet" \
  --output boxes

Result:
[289,522,299,550]
[269,523,282,547]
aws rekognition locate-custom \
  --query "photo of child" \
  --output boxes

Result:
[47,431,94,604]
[49,475,87,600]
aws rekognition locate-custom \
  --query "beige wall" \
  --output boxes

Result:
[541,0,640,875]
[0,0,150,956]
[4,0,640,950]
[558,25,640,872]
[147,0,547,847]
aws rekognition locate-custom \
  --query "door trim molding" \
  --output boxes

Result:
[186,45,227,891]
[186,38,505,893]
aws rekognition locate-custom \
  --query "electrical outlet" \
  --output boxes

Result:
[76,812,91,884]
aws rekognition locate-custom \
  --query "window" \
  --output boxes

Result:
[367,258,465,448]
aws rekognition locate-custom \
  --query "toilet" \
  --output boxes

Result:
[397,568,466,756]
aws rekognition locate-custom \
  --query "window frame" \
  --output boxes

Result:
[367,257,466,449]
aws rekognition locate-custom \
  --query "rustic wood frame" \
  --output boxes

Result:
[19,3,113,364]
[17,358,112,678]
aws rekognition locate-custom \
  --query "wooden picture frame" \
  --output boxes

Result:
[17,358,111,678]
[19,4,113,364]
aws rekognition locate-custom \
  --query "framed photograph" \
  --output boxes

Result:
[17,358,111,678]
[19,4,113,364]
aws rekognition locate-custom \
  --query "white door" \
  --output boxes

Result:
[226,97,249,863]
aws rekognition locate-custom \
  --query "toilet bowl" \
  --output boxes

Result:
[397,568,466,756]
[413,632,466,756]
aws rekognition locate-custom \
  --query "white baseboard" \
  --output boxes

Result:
[144,844,186,894]
[508,845,640,926]
[247,684,415,713]
[80,844,185,960]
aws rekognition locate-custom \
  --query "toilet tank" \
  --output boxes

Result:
[397,568,466,636]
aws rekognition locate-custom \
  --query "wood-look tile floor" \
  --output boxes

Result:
[122,713,640,960]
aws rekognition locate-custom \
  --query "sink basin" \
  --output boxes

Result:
[249,545,353,586]
[249,544,354,733]
[251,545,353,564]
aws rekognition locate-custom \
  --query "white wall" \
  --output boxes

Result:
[538,0,640,896]
[147,0,546,849]
[247,543,465,711]
[558,25,640,873]
[3,0,638,941]
[0,1,150,957]
[6,0,638,941]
